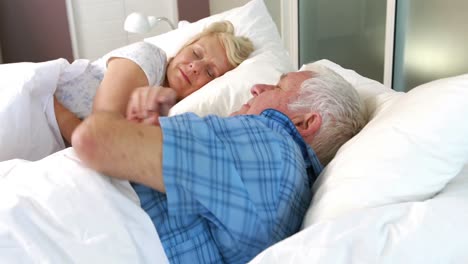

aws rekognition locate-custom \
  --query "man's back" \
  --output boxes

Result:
[133,110,322,263]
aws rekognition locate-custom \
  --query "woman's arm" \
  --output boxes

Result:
[92,57,149,116]
[55,57,149,144]
[54,97,82,145]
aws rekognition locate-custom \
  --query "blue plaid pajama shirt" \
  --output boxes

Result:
[132,109,323,263]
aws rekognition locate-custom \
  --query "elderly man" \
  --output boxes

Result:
[72,64,367,264]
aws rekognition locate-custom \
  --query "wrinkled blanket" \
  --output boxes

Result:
[250,164,468,264]
[0,59,88,161]
[0,148,168,263]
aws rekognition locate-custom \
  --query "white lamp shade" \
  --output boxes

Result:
[124,12,155,33]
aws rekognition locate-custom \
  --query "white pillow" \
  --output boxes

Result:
[145,0,294,117]
[302,60,468,226]
[300,60,401,118]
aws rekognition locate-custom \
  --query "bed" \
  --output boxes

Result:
[1,0,468,263]
[249,60,468,263]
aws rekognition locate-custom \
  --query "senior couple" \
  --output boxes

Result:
[4,21,367,264]
[72,64,367,263]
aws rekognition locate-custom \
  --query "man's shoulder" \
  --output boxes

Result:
[161,112,297,143]
[164,112,269,126]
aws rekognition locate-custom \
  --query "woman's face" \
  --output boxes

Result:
[166,35,233,100]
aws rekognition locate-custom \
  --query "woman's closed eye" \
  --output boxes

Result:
[192,49,201,59]
[207,68,215,78]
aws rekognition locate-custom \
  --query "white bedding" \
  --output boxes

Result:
[247,60,468,263]
[1,58,467,262]
[0,59,71,161]
[1,6,466,259]
[249,163,468,263]
[0,148,168,263]
[1,59,467,263]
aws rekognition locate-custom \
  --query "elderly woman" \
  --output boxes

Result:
[54,20,254,144]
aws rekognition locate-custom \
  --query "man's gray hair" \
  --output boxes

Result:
[288,64,368,165]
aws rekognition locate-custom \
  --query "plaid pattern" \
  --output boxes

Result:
[133,109,322,263]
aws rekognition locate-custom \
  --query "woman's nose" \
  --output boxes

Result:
[250,84,274,96]
[189,61,202,74]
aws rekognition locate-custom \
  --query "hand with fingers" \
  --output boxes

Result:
[126,86,177,126]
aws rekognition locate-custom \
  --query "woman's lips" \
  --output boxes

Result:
[178,68,191,84]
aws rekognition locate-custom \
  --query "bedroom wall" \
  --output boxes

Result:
[67,0,210,60]
[0,0,74,63]
[0,0,209,63]
[178,0,210,22]
[66,0,179,60]
[392,0,468,91]
[298,0,386,82]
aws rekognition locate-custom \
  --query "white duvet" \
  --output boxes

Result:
[2,57,467,263]
[0,148,168,263]
[0,58,166,262]
[2,152,466,264]
[0,59,70,162]
[250,163,468,263]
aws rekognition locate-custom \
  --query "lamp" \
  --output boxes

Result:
[124,12,176,33]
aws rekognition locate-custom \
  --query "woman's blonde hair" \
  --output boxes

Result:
[181,20,254,67]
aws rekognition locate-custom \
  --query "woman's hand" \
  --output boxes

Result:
[126,86,177,126]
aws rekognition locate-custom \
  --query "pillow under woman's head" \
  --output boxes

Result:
[144,0,294,117]
[163,20,255,100]
[178,20,254,68]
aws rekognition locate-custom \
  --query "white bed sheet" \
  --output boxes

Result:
[0,148,168,263]
[249,163,468,263]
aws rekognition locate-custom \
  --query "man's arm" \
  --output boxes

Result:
[71,112,165,192]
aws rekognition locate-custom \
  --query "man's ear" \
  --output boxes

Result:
[291,112,322,139]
